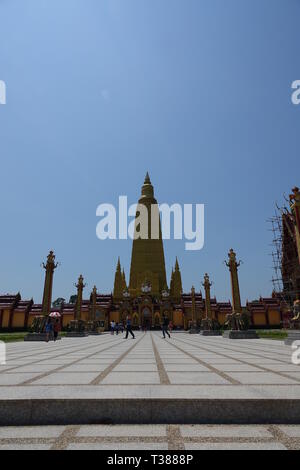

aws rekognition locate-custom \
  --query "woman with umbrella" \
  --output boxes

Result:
[49,312,61,342]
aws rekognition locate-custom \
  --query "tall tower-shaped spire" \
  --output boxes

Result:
[129,173,167,295]
[172,257,183,300]
[113,257,124,299]
[122,269,127,291]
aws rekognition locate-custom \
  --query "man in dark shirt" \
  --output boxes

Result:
[124,315,135,339]
[162,314,171,339]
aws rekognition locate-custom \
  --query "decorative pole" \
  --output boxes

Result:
[75,275,86,321]
[41,251,58,316]
[225,249,242,313]
[91,285,97,321]
[191,286,196,324]
[202,273,212,320]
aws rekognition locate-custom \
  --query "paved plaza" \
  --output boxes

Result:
[0,424,300,450]
[1,331,300,387]
[0,331,300,449]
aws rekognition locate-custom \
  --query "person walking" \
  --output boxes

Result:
[110,320,115,335]
[162,314,171,339]
[124,315,135,339]
[115,322,119,335]
[45,320,53,343]
[53,319,61,342]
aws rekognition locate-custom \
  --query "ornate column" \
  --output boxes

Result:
[90,285,97,321]
[41,251,58,316]
[202,273,212,320]
[191,286,196,324]
[225,249,242,313]
[75,275,86,321]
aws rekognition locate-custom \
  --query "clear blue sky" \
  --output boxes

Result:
[0,0,299,304]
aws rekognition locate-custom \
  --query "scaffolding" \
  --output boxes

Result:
[268,202,300,307]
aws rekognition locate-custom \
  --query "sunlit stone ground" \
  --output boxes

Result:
[0,332,300,449]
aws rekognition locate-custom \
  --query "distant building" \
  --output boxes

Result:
[0,175,289,331]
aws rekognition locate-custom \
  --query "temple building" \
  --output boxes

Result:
[281,187,300,303]
[0,174,289,331]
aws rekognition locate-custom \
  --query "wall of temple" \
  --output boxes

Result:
[0,296,285,331]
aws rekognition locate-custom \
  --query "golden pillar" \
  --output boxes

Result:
[90,285,97,321]
[290,187,300,266]
[41,251,58,316]
[75,274,86,321]
[202,273,212,320]
[191,286,196,324]
[226,249,242,313]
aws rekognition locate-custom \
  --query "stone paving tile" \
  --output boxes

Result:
[113,364,158,372]
[0,365,17,371]
[102,371,160,384]
[124,360,156,364]
[6,365,61,373]
[78,425,167,437]
[0,373,42,385]
[281,372,300,380]
[0,426,66,438]
[164,364,210,372]
[0,444,53,450]
[194,362,240,368]
[180,425,273,438]
[184,442,287,450]
[278,426,300,437]
[161,359,198,364]
[225,372,299,385]
[62,364,107,372]
[78,359,115,364]
[267,364,300,372]
[33,372,99,385]
[167,372,230,385]
[211,364,262,372]
[67,442,169,450]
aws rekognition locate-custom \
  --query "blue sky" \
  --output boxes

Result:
[0,0,299,304]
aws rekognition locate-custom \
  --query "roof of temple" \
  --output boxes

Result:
[14,300,33,312]
[0,293,21,309]
[247,296,281,310]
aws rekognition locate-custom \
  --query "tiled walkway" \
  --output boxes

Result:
[1,331,300,449]
[1,331,299,387]
[0,424,299,450]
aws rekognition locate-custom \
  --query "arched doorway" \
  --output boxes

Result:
[142,307,152,330]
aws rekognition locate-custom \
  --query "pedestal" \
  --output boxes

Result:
[24,333,61,342]
[189,328,199,334]
[200,330,222,336]
[223,330,259,339]
[66,331,89,337]
[284,330,300,345]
